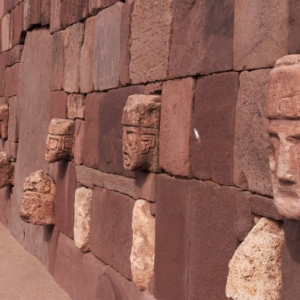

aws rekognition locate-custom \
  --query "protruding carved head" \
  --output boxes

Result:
[122,95,161,172]
[0,104,9,140]
[45,118,75,163]
[0,151,14,188]
[19,170,56,225]
[267,55,300,219]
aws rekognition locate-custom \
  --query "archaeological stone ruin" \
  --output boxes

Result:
[2,0,300,299]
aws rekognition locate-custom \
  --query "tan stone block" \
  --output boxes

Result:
[234,0,288,70]
[130,0,172,84]
[73,119,84,165]
[226,218,284,300]
[234,69,273,196]
[8,96,18,142]
[67,94,85,120]
[0,151,14,188]
[74,187,92,252]
[131,200,155,291]
[2,14,11,52]
[63,22,84,93]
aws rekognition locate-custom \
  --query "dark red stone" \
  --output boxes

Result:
[40,0,50,25]
[90,187,134,280]
[190,72,239,185]
[7,45,23,66]
[50,91,68,120]
[24,0,41,29]
[7,0,14,11]
[0,53,6,97]
[5,64,19,97]
[12,2,24,46]
[60,0,88,29]
[288,0,300,55]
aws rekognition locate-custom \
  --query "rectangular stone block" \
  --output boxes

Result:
[40,0,50,25]
[89,0,119,15]
[169,0,234,78]
[2,13,11,52]
[49,91,68,120]
[234,69,273,196]
[0,1,7,18]
[129,0,172,84]
[7,0,14,11]
[93,2,124,91]
[23,0,41,30]
[0,186,11,228]
[75,165,104,188]
[5,63,19,97]
[234,0,288,70]
[74,119,84,165]
[160,78,194,176]
[63,22,84,93]
[67,94,85,119]
[191,72,239,185]
[7,45,23,66]
[0,53,6,96]
[90,187,134,280]
[8,96,18,142]
[50,0,61,33]
[60,0,88,29]
[12,2,24,46]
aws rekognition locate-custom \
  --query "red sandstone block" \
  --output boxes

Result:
[5,63,19,97]
[2,13,11,52]
[90,187,134,280]
[89,0,119,15]
[7,0,14,11]
[74,119,84,165]
[23,0,41,30]
[0,18,2,52]
[7,45,23,66]
[40,0,50,25]
[8,96,18,143]
[169,0,234,78]
[60,0,88,29]
[0,1,7,18]
[190,72,239,185]
[12,2,24,46]
[160,78,195,176]
[50,0,61,33]
[49,91,68,120]
[4,140,18,160]
[0,186,11,228]
[0,53,5,97]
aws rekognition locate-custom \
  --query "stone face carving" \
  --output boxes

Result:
[0,151,14,188]
[19,170,56,225]
[45,118,75,163]
[267,55,300,219]
[122,95,161,172]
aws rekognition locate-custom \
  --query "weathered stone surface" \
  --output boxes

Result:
[50,0,61,33]
[90,187,134,280]
[234,69,273,196]
[75,165,104,189]
[0,53,5,96]
[40,0,50,25]
[131,200,155,291]
[0,186,11,228]
[50,91,68,120]
[74,187,92,252]
[63,23,84,93]
[4,141,18,160]
[93,3,124,91]
[2,14,11,52]
[141,292,156,300]
[191,72,239,185]
[73,119,84,165]
[0,1,6,18]
[7,45,23,67]
[80,16,96,93]
[0,151,14,188]
[160,78,194,176]
[234,0,288,70]
[89,0,119,15]
[12,2,24,46]
[60,0,88,29]
[169,0,234,78]
[23,0,41,30]
[19,170,56,225]
[122,95,161,172]
[67,94,85,119]
[5,63,19,97]
[226,218,284,300]
[130,0,172,84]
[52,30,65,91]
[0,104,9,140]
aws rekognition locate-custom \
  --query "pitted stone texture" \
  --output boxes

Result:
[226,218,284,300]
[67,94,85,119]
[0,104,9,140]
[74,187,92,252]
[234,0,288,70]
[52,30,65,91]
[63,23,84,93]
[8,96,18,143]
[89,0,119,15]
[131,200,155,291]
[130,0,172,84]
[234,69,272,196]
[2,14,11,52]
[93,3,124,91]
[19,170,56,225]
[0,151,14,188]
[160,78,194,176]
[169,0,234,78]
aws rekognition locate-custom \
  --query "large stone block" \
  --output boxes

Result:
[93,2,124,91]
[23,0,41,30]
[159,78,194,176]
[63,22,84,93]
[5,63,19,97]
[75,165,104,189]
[90,187,134,280]
[89,0,119,15]
[12,2,24,46]
[60,0,88,29]
[129,0,172,84]
[234,69,273,196]
[0,1,7,18]
[2,14,11,52]
[234,0,288,70]
[191,72,239,185]
[49,91,68,120]
[169,0,234,78]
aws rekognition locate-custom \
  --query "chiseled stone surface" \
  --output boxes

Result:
[226,218,284,300]
[130,0,172,84]
[130,200,155,291]
[74,187,92,252]
[234,0,288,70]
[234,69,272,196]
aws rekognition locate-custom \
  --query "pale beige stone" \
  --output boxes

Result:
[74,187,93,252]
[130,200,155,291]
[67,94,85,119]
[0,151,14,188]
[226,218,284,300]
[2,14,11,52]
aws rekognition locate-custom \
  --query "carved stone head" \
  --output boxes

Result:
[122,95,161,172]
[0,151,14,188]
[0,104,8,139]
[19,170,56,225]
[267,55,300,219]
[45,118,75,163]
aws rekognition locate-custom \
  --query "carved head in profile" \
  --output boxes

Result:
[267,55,300,219]
[0,104,8,140]
[121,95,161,172]
[45,118,75,163]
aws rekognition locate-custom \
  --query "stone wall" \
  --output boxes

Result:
[0,0,299,299]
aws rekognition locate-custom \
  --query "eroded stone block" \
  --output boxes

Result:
[5,63,19,97]
[60,0,88,29]
[0,104,9,140]
[0,151,14,188]
[89,0,119,15]
[19,170,55,225]
[2,14,11,52]
[122,95,161,172]
[45,118,75,163]
[73,119,84,165]
[226,218,284,300]
[67,94,85,120]
[131,200,155,291]
[12,2,24,46]
[50,0,61,33]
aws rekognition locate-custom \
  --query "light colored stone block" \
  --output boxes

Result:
[2,14,11,52]
[67,94,85,119]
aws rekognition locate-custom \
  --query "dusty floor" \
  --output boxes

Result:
[0,222,71,300]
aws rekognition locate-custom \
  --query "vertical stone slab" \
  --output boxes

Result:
[90,187,134,280]
[93,2,123,91]
[50,0,61,33]
[8,96,18,143]
[14,29,52,264]
[60,0,88,29]
[0,53,6,96]
[169,0,234,78]
[160,78,194,176]
[234,69,273,196]
[63,22,84,93]
[49,91,68,120]
[2,14,11,52]
[12,2,24,46]
[234,0,288,70]
[5,63,19,97]
[191,72,239,185]
[52,30,65,91]
[73,119,84,165]
[130,0,172,84]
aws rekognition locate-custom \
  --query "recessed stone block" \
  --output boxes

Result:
[50,0,61,33]
[73,119,84,165]
[12,2,24,46]
[8,44,23,66]
[40,0,50,25]
[23,0,41,30]
[67,94,85,120]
